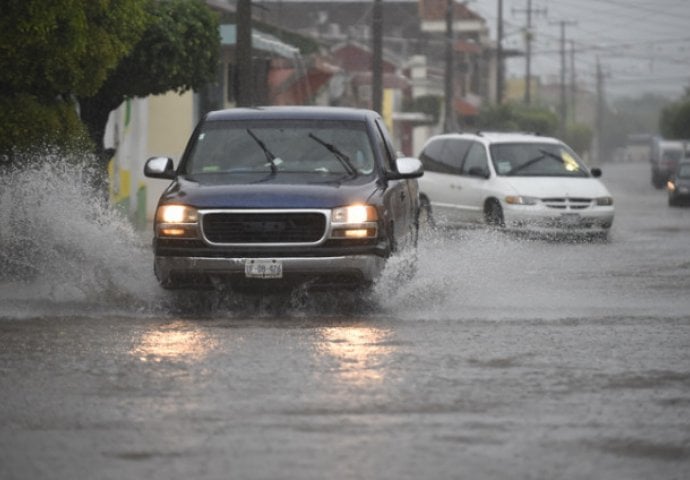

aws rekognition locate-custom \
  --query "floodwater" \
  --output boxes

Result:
[1,158,689,479]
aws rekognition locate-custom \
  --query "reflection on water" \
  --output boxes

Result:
[131,321,217,362]
[318,325,395,386]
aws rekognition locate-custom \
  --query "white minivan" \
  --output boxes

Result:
[417,132,615,238]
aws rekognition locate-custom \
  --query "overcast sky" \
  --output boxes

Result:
[263,0,690,100]
[470,0,690,99]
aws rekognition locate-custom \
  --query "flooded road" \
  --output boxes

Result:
[1,160,689,479]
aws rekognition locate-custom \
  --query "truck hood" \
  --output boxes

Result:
[159,173,382,209]
[501,176,611,198]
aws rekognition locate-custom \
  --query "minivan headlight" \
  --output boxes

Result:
[505,195,538,206]
[595,196,614,206]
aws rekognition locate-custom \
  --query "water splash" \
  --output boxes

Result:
[0,154,162,317]
[0,156,638,321]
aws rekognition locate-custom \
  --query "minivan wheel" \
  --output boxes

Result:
[484,199,505,227]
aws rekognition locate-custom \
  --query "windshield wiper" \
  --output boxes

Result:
[307,133,358,177]
[246,129,277,174]
[507,149,564,176]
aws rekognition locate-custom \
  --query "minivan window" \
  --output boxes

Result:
[445,139,472,170]
[420,138,470,175]
[461,142,489,177]
[419,139,446,172]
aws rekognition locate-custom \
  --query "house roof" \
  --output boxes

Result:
[454,39,482,54]
[454,98,479,116]
[351,72,410,90]
[331,42,398,73]
[419,0,483,22]
[220,24,299,58]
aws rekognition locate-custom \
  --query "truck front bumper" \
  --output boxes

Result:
[154,254,386,289]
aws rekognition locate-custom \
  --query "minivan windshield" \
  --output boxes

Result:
[183,119,376,177]
[490,142,589,177]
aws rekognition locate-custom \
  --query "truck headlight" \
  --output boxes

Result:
[331,205,378,239]
[157,205,198,223]
[332,205,378,223]
[156,205,199,237]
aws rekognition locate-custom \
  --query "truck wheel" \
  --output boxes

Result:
[418,197,435,229]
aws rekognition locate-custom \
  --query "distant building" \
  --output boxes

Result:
[257,0,506,153]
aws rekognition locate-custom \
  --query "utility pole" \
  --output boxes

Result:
[570,40,576,124]
[513,0,546,104]
[444,0,456,132]
[595,57,605,165]
[372,0,383,114]
[496,0,504,104]
[236,0,253,107]
[551,19,576,136]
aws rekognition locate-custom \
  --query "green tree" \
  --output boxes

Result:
[563,123,593,157]
[0,0,148,156]
[402,95,441,125]
[477,102,558,136]
[78,0,220,155]
[0,94,91,156]
[0,0,147,98]
[659,88,690,139]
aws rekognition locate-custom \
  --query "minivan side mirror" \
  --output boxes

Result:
[590,167,602,178]
[468,166,490,179]
[144,156,176,179]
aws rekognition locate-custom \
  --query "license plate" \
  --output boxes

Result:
[560,213,581,226]
[245,259,283,279]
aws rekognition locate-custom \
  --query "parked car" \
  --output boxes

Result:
[417,132,614,238]
[144,107,423,290]
[651,139,686,189]
[667,160,690,206]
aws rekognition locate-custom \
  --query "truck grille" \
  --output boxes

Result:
[202,211,327,244]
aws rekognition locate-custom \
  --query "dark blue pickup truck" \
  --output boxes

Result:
[144,106,423,290]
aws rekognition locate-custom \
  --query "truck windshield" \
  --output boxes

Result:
[184,119,376,177]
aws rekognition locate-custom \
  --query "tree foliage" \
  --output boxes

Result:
[403,95,441,124]
[0,0,220,159]
[562,123,593,157]
[477,102,559,136]
[659,88,690,139]
[0,0,148,157]
[0,0,148,99]
[79,0,221,152]
[0,94,92,156]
